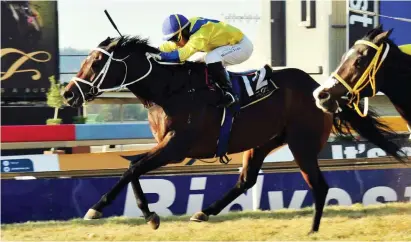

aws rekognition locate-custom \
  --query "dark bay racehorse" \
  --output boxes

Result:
[313,25,411,133]
[63,35,407,234]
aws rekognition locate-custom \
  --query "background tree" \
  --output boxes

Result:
[46,75,64,124]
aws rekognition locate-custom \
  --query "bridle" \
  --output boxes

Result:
[69,47,154,103]
[68,42,191,105]
[330,39,390,117]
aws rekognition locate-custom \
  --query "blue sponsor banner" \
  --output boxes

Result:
[2,168,410,224]
[1,159,34,173]
[379,1,411,45]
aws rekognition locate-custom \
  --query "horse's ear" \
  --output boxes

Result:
[374,28,393,45]
[364,25,382,40]
[99,37,112,47]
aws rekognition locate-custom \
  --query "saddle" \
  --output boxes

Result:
[207,64,279,164]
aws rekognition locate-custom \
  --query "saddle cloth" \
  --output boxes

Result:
[399,44,411,55]
[214,64,279,162]
[228,64,279,109]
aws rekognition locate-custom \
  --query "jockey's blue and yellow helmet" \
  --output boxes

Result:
[162,14,190,41]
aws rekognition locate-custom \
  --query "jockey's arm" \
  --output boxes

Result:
[159,41,178,52]
[157,36,204,63]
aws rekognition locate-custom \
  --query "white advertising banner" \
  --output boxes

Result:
[1,154,60,173]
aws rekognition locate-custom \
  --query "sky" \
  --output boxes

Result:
[57,0,263,50]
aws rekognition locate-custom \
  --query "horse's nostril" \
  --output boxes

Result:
[64,91,74,100]
[318,91,330,100]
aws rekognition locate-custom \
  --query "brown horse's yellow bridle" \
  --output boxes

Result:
[331,40,390,117]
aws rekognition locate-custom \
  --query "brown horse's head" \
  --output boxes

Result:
[313,25,393,117]
[63,37,124,107]
[63,36,159,108]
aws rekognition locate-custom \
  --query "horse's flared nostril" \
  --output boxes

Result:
[318,91,330,101]
[63,91,74,100]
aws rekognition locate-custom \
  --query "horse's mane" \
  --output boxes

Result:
[361,25,411,83]
[99,35,161,55]
[99,35,207,108]
[362,26,411,60]
[101,35,208,69]
[98,36,160,108]
[333,103,408,163]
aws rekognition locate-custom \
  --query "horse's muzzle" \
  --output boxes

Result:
[313,87,339,114]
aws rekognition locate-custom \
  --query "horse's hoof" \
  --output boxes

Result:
[84,209,103,220]
[307,230,318,235]
[147,212,160,230]
[190,212,209,222]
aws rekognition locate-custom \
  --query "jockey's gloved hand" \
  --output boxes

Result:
[150,53,162,61]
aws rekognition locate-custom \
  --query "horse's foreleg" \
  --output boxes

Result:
[191,138,283,221]
[128,153,156,219]
[126,153,170,227]
[129,174,161,229]
[84,152,147,220]
[85,130,190,230]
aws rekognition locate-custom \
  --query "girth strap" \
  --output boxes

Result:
[219,154,232,164]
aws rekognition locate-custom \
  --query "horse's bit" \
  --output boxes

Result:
[69,47,154,103]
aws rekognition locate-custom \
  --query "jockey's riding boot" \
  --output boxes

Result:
[207,62,239,108]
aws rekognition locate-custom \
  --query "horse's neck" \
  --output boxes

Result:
[126,65,165,107]
[381,47,411,124]
[385,44,411,80]
[152,61,208,91]
[126,61,206,109]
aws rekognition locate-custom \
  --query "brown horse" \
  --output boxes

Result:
[313,25,411,132]
[63,35,406,234]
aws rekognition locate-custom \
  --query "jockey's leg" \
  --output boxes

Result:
[207,61,239,108]
[205,35,254,108]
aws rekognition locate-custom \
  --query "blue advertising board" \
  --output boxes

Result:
[379,1,411,45]
[1,159,34,173]
[2,168,410,224]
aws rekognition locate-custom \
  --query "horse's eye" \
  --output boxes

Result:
[91,60,98,68]
[355,56,364,68]
[91,59,103,70]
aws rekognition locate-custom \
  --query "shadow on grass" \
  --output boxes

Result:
[3,202,410,230]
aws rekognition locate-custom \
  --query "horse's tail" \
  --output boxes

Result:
[332,103,409,164]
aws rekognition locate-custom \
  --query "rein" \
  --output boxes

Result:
[69,44,228,159]
[331,40,390,117]
[69,45,192,104]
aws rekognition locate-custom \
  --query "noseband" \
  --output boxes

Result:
[69,47,154,103]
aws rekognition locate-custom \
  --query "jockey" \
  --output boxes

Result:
[156,14,254,108]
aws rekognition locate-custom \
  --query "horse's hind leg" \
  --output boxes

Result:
[286,120,331,234]
[191,136,285,221]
